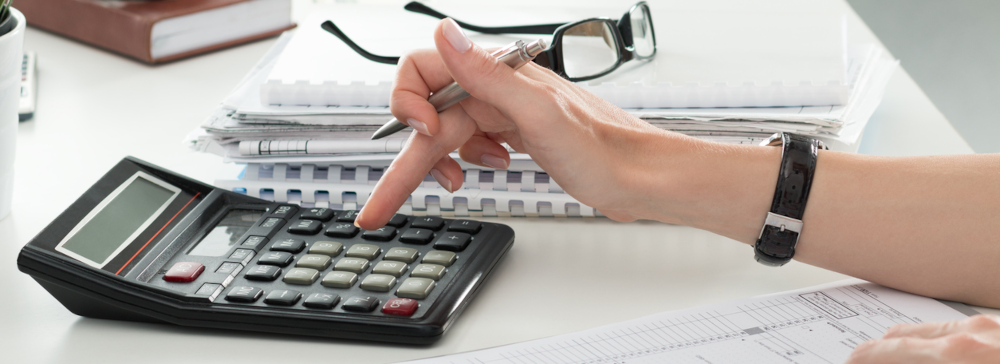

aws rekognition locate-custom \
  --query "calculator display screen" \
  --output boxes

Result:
[188,209,264,256]
[55,172,181,268]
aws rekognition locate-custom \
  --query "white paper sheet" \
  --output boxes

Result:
[261,0,847,108]
[399,279,974,364]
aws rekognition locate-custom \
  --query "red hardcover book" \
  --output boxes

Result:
[18,0,295,63]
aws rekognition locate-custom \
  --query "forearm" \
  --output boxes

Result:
[626,131,1000,307]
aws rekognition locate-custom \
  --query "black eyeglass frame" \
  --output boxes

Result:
[407,1,657,82]
[319,1,656,82]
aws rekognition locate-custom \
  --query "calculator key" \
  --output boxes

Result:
[372,261,408,277]
[216,262,244,276]
[195,283,223,298]
[163,262,204,282]
[321,271,358,288]
[283,268,320,285]
[384,247,419,263]
[410,216,444,230]
[410,264,446,281]
[342,296,380,312]
[300,207,336,221]
[271,205,297,218]
[244,265,282,281]
[336,210,360,223]
[309,241,344,257]
[399,228,434,245]
[433,232,472,252]
[382,298,419,316]
[334,258,370,274]
[295,254,332,270]
[228,249,256,265]
[360,274,397,292]
[264,290,302,306]
[303,293,341,309]
[386,214,408,227]
[257,251,294,267]
[345,244,382,260]
[241,235,268,248]
[396,278,436,300]
[448,220,482,234]
[287,219,323,235]
[260,217,284,230]
[270,238,305,253]
[422,250,457,267]
[361,226,396,241]
[225,286,263,303]
[325,222,359,238]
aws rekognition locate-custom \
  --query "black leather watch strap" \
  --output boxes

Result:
[754,133,826,267]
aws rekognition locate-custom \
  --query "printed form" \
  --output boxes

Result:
[401,279,974,364]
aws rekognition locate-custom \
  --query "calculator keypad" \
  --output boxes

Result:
[195,208,497,320]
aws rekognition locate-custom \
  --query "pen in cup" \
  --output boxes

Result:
[371,39,548,140]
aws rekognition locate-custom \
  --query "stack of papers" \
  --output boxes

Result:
[184,1,897,216]
[186,36,896,164]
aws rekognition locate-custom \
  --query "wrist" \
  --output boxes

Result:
[620,132,781,244]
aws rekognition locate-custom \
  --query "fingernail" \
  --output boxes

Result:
[353,209,364,228]
[481,154,509,169]
[407,118,432,137]
[442,18,472,53]
[430,169,453,192]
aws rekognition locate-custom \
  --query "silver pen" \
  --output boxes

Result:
[371,39,549,140]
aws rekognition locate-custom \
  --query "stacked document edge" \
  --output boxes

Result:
[186,31,898,216]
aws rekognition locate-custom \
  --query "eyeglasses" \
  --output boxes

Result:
[321,1,657,82]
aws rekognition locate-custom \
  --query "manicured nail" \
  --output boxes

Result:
[407,118,432,136]
[430,169,453,192]
[353,209,364,228]
[481,154,509,169]
[442,18,472,53]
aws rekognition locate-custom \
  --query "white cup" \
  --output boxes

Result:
[0,8,25,220]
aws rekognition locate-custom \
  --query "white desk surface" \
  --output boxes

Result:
[2,1,991,363]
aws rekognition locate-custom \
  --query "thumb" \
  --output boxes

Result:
[434,18,539,111]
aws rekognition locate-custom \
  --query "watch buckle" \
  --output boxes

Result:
[762,212,803,234]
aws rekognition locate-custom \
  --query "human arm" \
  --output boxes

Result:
[355,18,1000,307]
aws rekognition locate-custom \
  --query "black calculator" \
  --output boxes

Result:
[17,157,515,344]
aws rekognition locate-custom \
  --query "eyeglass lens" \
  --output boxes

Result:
[560,21,620,79]
[630,5,655,58]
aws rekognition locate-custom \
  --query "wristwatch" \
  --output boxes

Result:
[754,133,827,267]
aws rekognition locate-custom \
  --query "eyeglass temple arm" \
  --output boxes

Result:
[405,1,564,35]
[321,21,401,65]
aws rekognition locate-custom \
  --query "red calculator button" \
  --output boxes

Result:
[381,298,418,316]
[163,262,205,282]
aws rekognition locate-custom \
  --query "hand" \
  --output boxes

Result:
[355,18,688,229]
[846,314,1000,363]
